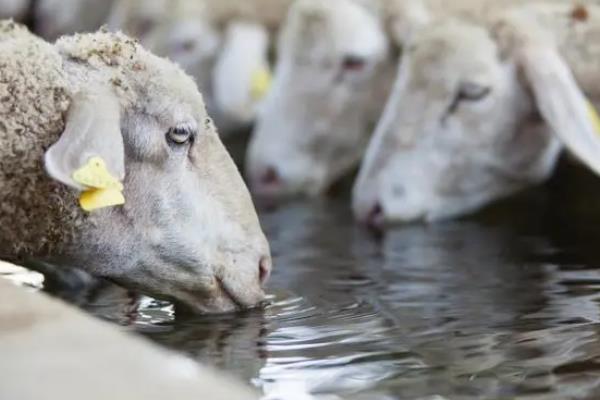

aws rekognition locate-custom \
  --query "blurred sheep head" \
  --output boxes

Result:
[212,20,271,131]
[246,0,396,199]
[106,0,170,43]
[353,10,600,226]
[44,33,271,314]
[35,0,115,40]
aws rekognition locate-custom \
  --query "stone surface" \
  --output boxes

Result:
[0,274,258,400]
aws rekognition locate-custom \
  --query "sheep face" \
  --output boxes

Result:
[111,109,271,314]
[45,35,271,314]
[246,0,393,199]
[353,20,562,225]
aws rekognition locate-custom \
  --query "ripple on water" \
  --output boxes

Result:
[9,188,600,399]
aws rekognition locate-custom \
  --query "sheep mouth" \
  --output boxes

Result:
[106,268,264,314]
[215,275,246,310]
[171,277,267,316]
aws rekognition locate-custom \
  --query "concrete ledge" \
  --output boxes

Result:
[0,275,257,400]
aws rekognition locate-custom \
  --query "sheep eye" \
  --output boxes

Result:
[176,39,196,53]
[341,55,366,72]
[166,127,193,146]
[447,82,491,115]
[457,82,491,102]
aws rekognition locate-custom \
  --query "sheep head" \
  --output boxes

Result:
[246,0,395,199]
[42,32,271,314]
[353,11,600,226]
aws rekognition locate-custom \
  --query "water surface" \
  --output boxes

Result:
[36,164,600,399]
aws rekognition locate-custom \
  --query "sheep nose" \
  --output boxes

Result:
[366,202,384,230]
[260,166,280,186]
[259,256,272,286]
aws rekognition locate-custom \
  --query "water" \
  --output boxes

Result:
[18,163,600,399]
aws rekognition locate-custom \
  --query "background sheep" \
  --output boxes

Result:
[211,20,271,132]
[106,0,173,45]
[353,1,600,226]
[108,0,292,136]
[0,21,271,314]
[0,0,29,21]
[243,0,519,200]
[34,0,116,40]
[245,0,396,199]
[208,0,293,130]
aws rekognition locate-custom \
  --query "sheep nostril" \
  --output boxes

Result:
[259,256,272,286]
[366,202,384,230]
[260,166,280,186]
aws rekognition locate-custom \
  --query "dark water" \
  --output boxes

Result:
[20,162,600,399]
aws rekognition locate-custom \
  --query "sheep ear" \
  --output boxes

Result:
[44,88,125,191]
[520,43,600,175]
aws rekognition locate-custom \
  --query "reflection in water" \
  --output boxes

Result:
[27,165,600,398]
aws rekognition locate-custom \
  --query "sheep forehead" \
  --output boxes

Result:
[409,21,498,86]
[57,31,206,122]
[129,56,208,126]
[288,0,385,57]
[334,1,386,57]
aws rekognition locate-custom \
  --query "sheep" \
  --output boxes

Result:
[203,0,294,129]
[244,0,560,200]
[0,0,29,21]
[33,0,116,41]
[0,21,272,314]
[245,0,397,199]
[353,1,600,226]
[244,0,513,200]
[210,19,272,132]
[207,0,295,132]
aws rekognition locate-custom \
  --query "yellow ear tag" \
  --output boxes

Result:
[72,157,125,212]
[587,100,600,135]
[250,67,272,101]
[79,188,125,212]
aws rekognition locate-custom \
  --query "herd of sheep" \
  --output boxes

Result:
[1,0,600,314]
